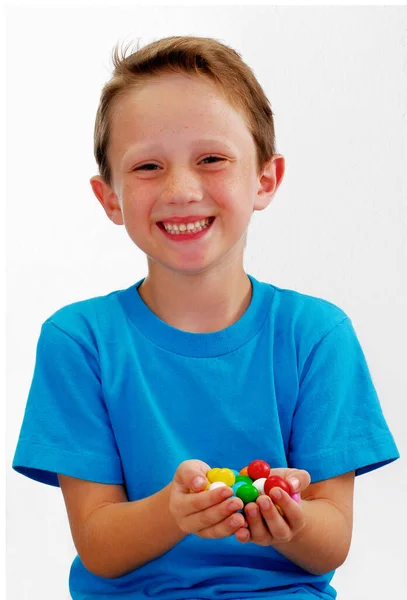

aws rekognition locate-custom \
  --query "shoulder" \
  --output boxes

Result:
[255,277,350,343]
[39,283,138,354]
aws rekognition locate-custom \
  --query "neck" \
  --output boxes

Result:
[138,264,252,333]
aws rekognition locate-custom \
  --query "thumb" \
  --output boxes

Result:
[173,459,211,492]
[267,467,311,494]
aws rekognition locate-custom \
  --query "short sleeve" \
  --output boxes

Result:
[12,319,124,487]
[288,317,399,482]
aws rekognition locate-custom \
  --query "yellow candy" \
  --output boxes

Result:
[275,504,284,517]
[207,468,221,483]
[207,467,235,486]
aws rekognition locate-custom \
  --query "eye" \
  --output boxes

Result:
[201,156,224,164]
[133,156,224,171]
[134,163,160,171]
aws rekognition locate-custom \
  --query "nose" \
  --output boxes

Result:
[160,166,204,205]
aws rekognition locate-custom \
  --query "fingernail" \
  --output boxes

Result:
[230,516,241,527]
[192,476,206,490]
[258,497,271,510]
[291,492,301,504]
[221,487,232,499]
[288,477,300,492]
[270,489,281,501]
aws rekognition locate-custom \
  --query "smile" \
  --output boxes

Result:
[158,217,215,235]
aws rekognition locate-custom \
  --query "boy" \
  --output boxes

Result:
[13,36,399,599]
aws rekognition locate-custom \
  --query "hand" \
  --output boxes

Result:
[168,460,247,539]
[235,468,311,546]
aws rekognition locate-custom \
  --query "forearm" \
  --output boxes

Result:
[79,483,186,578]
[272,498,352,574]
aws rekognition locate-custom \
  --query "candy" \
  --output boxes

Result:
[247,460,271,480]
[208,481,227,491]
[264,475,301,517]
[207,467,235,486]
[232,481,247,495]
[252,477,267,495]
[235,475,253,485]
[194,463,300,512]
[264,475,291,497]
[236,483,259,504]
[206,468,221,482]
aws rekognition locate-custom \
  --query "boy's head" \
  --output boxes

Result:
[93,35,278,189]
[90,36,284,276]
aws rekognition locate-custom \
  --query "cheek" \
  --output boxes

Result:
[121,188,149,220]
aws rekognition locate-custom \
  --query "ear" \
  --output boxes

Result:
[254,154,285,211]
[90,176,124,226]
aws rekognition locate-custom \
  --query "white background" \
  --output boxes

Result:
[6,4,407,599]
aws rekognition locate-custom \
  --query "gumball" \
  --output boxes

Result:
[236,484,259,505]
[218,469,236,486]
[232,481,247,496]
[252,478,267,495]
[207,468,235,486]
[207,468,221,483]
[275,504,284,517]
[231,469,239,477]
[264,475,291,497]
[208,481,227,491]
[247,460,271,480]
[239,466,248,476]
[291,492,301,504]
[235,475,253,485]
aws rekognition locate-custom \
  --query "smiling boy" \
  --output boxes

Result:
[91,72,284,333]
[13,36,399,599]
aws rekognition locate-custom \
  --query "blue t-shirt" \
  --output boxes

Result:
[13,275,399,600]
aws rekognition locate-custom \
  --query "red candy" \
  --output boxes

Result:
[264,475,291,497]
[247,459,271,480]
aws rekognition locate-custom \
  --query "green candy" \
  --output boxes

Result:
[235,475,253,485]
[236,483,259,505]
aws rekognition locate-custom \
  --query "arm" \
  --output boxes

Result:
[237,470,355,575]
[58,475,186,578]
[58,460,247,579]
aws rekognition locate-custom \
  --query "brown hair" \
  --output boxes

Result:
[94,35,277,187]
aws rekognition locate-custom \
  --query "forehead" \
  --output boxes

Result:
[108,73,254,160]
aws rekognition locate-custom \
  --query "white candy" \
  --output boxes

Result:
[208,481,227,490]
[252,478,267,495]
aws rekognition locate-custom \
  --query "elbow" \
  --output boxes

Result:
[80,554,130,580]
[307,546,351,576]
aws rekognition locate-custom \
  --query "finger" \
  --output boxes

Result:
[257,495,292,543]
[267,468,311,495]
[235,526,251,544]
[285,469,311,495]
[199,509,248,539]
[180,493,244,534]
[244,502,272,546]
[181,485,234,518]
[268,488,305,534]
[174,459,212,492]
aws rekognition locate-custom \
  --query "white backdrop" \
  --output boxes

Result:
[6,4,407,599]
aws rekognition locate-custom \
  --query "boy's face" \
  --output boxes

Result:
[91,73,284,276]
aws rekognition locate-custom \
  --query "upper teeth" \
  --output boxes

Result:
[163,218,211,233]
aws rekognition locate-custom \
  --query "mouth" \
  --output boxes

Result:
[157,216,215,235]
